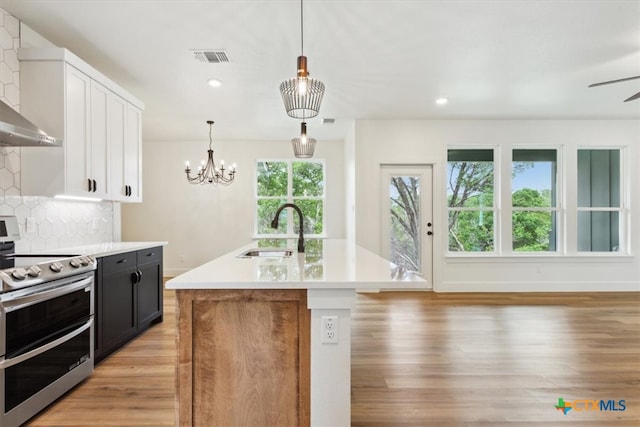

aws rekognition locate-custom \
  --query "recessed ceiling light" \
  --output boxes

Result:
[207,78,222,88]
[436,98,448,105]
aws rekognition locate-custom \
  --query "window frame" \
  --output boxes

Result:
[254,158,327,239]
[446,146,498,254]
[510,147,563,254]
[576,147,625,253]
[446,144,631,259]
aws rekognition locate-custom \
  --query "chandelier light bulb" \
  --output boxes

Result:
[298,77,308,96]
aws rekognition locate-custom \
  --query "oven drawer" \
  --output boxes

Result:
[102,252,137,275]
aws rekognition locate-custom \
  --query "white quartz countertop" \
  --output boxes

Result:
[166,239,426,290]
[27,241,167,258]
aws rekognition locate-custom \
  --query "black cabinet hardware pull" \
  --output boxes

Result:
[116,259,128,264]
[146,252,154,257]
[93,179,97,192]
[87,178,92,192]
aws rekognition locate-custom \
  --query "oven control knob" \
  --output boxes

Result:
[69,259,81,268]
[11,268,27,280]
[27,265,42,277]
[49,262,64,273]
[79,257,90,266]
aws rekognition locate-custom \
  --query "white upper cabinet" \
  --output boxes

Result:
[90,80,109,198]
[107,93,142,202]
[18,48,145,202]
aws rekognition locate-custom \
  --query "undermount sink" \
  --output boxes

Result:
[237,248,294,258]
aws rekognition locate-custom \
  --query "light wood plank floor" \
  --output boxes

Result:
[27,290,639,426]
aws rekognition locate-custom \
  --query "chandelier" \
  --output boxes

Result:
[279,0,325,119]
[291,121,316,158]
[184,120,236,185]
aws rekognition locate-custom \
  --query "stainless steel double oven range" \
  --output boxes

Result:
[0,216,96,427]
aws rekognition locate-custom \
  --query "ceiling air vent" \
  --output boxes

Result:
[191,50,230,64]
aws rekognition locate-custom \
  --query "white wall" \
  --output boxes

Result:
[354,119,640,292]
[344,122,356,245]
[121,137,345,276]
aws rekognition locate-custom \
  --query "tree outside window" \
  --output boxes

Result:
[447,149,495,252]
[255,160,325,237]
[512,149,558,252]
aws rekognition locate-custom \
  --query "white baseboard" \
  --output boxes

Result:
[435,281,640,292]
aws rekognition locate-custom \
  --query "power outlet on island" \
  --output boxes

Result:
[321,315,339,344]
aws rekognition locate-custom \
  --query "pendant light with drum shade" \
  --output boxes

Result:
[280,0,324,158]
[291,121,316,158]
[279,0,325,119]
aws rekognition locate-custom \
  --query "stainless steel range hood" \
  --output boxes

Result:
[0,100,61,147]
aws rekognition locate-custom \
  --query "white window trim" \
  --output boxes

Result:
[254,158,327,239]
[446,144,631,258]
[575,146,627,254]
[446,145,499,255]
[507,145,564,255]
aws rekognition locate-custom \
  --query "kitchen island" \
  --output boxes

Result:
[166,239,426,427]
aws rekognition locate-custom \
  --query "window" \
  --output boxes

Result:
[577,149,621,252]
[512,149,558,252]
[447,149,495,252]
[255,160,325,237]
[447,145,627,257]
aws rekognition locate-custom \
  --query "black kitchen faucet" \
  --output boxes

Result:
[270,203,305,253]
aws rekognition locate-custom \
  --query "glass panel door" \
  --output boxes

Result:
[381,165,433,288]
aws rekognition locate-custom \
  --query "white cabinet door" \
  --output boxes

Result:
[90,80,109,197]
[123,104,142,202]
[64,65,92,196]
[108,93,126,201]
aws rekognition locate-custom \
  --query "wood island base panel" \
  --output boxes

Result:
[175,289,310,427]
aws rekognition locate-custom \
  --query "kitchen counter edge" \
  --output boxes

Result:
[27,241,168,258]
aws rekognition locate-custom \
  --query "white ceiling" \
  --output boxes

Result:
[3,0,640,142]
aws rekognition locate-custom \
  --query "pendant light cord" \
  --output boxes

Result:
[300,0,304,55]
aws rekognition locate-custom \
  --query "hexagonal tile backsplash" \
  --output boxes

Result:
[0,8,115,252]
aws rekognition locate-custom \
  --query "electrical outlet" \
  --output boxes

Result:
[321,315,339,344]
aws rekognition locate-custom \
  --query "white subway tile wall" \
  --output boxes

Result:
[0,8,115,252]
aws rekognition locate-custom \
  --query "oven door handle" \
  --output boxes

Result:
[0,316,93,369]
[2,276,93,312]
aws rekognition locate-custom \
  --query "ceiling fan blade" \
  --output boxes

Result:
[588,75,640,88]
[623,90,640,102]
